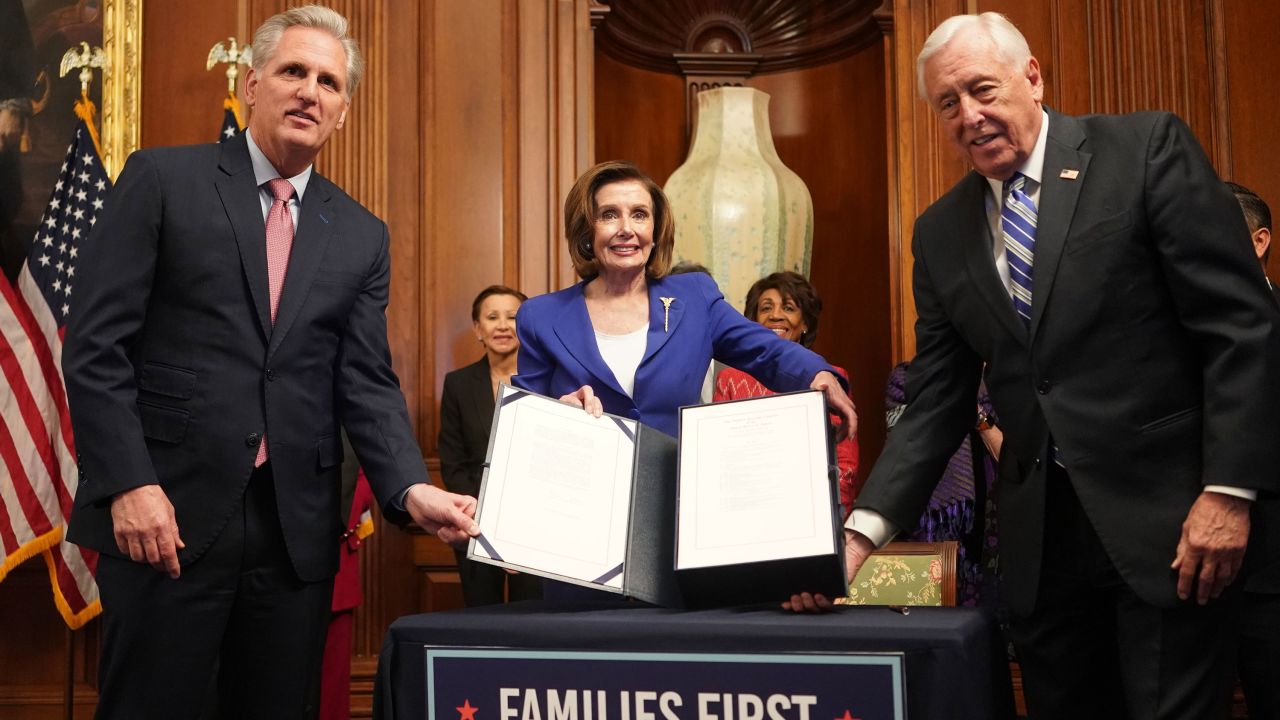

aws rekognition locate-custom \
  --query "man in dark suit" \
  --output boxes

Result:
[1226,181,1280,719]
[788,12,1280,720]
[63,6,477,718]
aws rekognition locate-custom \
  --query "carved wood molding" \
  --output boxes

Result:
[1205,0,1231,178]
[589,0,610,30]
[1070,0,1221,165]
[101,0,142,178]
[595,0,887,77]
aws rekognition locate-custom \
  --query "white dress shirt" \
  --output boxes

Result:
[244,129,312,224]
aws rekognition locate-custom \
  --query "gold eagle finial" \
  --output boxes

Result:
[59,42,108,99]
[207,38,254,94]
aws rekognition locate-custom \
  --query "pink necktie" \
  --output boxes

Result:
[256,178,295,467]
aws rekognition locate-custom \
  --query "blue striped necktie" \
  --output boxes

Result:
[1001,172,1038,326]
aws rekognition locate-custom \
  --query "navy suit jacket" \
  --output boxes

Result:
[1247,282,1280,594]
[63,135,427,581]
[513,272,837,437]
[857,109,1280,614]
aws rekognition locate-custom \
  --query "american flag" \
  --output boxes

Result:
[0,115,107,628]
[221,91,243,142]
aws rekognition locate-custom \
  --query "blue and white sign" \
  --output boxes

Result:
[424,649,905,720]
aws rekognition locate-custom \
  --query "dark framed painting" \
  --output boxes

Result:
[1,0,137,280]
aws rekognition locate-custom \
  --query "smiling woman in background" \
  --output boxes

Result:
[438,285,542,606]
[714,271,861,516]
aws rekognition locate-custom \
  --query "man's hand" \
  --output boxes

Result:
[559,385,604,418]
[1171,491,1251,605]
[811,371,858,442]
[404,483,480,548]
[782,528,875,612]
[110,485,185,578]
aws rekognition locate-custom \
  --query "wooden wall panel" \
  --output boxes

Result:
[753,46,892,477]
[521,0,597,296]
[429,0,595,435]
[883,0,970,362]
[0,564,95,720]
[1221,0,1280,280]
[977,0,1218,140]
[364,0,428,680]
[593,51,687,188]
[427,0,508,437]
[309,0,390,216]
[1049,1,1218,153]
[140,3,241,148]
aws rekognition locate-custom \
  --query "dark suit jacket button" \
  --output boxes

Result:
[1034,457,1043,469]
[245,433,261,448]
[266,368,276,381]
[1037,380,1051,394]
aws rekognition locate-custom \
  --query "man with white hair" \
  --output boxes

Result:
[64,6,478,718]
[789,12,1280,719]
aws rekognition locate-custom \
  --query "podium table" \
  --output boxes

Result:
[375,601,1014,720]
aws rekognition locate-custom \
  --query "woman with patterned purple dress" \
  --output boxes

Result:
[885,361,1003,608]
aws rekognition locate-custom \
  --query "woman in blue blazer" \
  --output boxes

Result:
[513,161,856,440]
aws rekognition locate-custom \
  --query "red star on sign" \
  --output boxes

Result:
[458,700,479,720]
[836,711,862,720]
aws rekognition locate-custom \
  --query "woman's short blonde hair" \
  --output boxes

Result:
[563,161,675,281]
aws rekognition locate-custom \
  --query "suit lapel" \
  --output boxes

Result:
[959,173,1028,344]
[268,173,337,359]
[469,357,495,426]
[551,284,628,397]
[215,135,272,340]
[1029,110,1090,339]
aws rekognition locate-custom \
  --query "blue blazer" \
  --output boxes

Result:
[513,272,836,437]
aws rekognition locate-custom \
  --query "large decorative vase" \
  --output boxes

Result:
[664,87,814,311]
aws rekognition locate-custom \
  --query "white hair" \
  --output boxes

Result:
[916,12,1032,100]
[252,5,364,99]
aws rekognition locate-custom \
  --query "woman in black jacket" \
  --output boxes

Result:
[438,285,541,606]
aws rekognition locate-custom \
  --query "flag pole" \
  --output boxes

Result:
[208,37,252,137]
[58,42,107,157]
[64,625,74,720]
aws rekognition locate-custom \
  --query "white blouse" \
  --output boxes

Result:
[594,326,648,398]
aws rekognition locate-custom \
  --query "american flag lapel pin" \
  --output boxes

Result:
[1059,168,1080,180]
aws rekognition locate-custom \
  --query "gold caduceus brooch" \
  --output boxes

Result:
[660,297,675,333]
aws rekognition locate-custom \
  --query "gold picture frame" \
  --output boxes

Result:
[101,0,142,179]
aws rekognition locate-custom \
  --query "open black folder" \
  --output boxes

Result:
[467,385,845,607]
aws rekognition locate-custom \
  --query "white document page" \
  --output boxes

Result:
[471,385,636,589]
[676,390,836,569]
